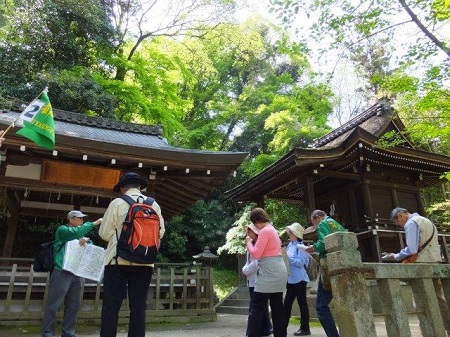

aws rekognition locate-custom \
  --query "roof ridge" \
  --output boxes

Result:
[5,98,163,137]
[53,109,163,137]
[312,100,392,148]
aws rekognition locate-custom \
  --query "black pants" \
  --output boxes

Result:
[284,281,310,331]
[100,264,153,337]
[247,287,272,336]
[247,291,286,337]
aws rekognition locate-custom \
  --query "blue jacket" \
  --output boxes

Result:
[286,241,310,283]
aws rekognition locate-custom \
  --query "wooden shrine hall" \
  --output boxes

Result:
[0,101,247,258]
[226,100,450,263]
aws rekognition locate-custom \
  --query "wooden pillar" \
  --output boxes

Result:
[361,180,374,218]
[1,188,21,258]
[347,188,359,231]
[416,191,426,215]
[2,211,18,257]
[304,175,315,218]
[390,187,399,208]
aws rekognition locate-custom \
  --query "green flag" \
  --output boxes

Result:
[16,91,55,150]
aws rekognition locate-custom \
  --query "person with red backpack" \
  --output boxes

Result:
[99,172,165,337]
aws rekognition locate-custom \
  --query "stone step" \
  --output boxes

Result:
[221,298,249,307]
[216,305,249,315]
[226,292,250,300]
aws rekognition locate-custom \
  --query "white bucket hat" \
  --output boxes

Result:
[286,222,305,239]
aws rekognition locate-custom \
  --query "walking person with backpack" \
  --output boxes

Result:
[283,222,311,336]
[41,210,102,337]
[298,210,346,337]
[99,172,165,337]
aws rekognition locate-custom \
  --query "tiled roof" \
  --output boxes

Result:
[0,109,170,149]
[53,109,163,136]
[312,100,393,148]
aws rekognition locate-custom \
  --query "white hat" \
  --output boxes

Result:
[245,223,260,235]
[67,210,88,219]
[286,222,305,239]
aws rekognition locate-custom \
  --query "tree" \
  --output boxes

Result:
[271,0,450,127]
[0,0,116,100]
[106,0,238,81]
[158,21,335,181]
[269,0,450,62]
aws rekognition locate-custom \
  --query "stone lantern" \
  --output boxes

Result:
[192,246,218,266]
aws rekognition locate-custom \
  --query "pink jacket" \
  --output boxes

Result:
[247,224,282,259]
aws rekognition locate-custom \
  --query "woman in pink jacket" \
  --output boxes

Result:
[246,208,288,337]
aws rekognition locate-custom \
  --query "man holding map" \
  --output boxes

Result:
[41,210,102,337]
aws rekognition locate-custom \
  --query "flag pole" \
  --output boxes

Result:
[0,87,48,137]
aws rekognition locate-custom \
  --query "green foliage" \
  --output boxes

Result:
[0,0,116,99]
[40,68,118,118]
[159,231,188,263]
[270,0,450,62]
[240,154,280,177]
[218,204,255,255]
[427,200,450,231]
[376,67,450,156]
[213,267,239,301]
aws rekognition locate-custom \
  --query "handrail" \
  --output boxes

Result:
[324,231,450,337]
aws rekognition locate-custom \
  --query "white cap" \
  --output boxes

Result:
[67,210,88,219]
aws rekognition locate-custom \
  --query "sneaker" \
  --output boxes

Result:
[293,329,311,336]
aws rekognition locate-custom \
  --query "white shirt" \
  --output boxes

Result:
[99,188,165,265]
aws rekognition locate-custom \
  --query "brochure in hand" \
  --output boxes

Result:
[63,239,106,282]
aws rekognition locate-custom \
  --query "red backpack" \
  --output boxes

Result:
[116,195,161,264]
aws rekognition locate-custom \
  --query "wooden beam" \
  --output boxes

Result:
[312,169,361,180]
[0,176,117,198]
[366,179,420,191]
[161,179,212,198]
[158,183,201,204]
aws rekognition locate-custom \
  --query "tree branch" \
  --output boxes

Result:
[397,0,450,59]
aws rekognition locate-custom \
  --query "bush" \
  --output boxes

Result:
[213,267,239,301]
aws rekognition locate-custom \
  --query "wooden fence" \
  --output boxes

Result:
[325,232,450,337]
[0,258,216,326]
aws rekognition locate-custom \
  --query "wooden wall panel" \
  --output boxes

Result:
[41,160,121,189]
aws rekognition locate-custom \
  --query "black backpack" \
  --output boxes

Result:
[115,195,161,264]
[305,254,319,281]
[33,241,55,272]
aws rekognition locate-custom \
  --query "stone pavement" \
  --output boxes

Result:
[81,313,421,337]
[80,314,327,337]
[1,313,422,336]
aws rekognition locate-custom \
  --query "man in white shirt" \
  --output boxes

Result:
[99,172,165,337]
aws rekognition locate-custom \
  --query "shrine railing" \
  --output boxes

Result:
[325,232,450,337]
[0,258,216,326]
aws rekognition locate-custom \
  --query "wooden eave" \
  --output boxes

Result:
[225,126,450,203]
[0,112,247,220]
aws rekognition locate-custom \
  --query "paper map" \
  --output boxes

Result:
[63,239,106,282]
